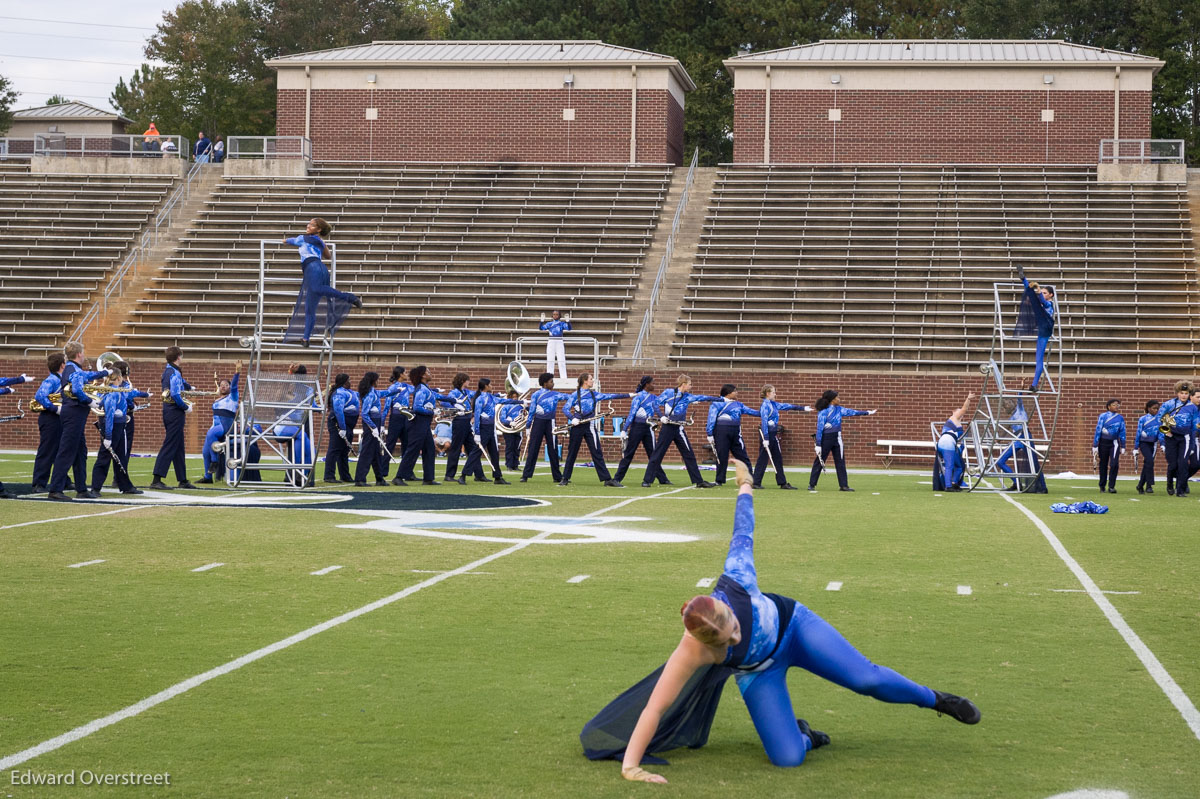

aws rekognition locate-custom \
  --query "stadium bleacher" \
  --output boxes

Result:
[0,172,177,353]
[673,164,1199,372]
[114,162,673,362]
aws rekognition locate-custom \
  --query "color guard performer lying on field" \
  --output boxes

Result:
[281,218,362,348]
[581,459,980,781]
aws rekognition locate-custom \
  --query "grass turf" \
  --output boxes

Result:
[1,452,1198,797]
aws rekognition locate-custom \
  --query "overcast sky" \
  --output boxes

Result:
[0,0,172,113]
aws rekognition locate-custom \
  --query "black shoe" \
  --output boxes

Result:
[121,488,145,495]
[323,479,341,484]
[558,480,570,487]
[604,480,623,488]
[354,480,367,487]
[76,489,100,499]
[839,487,855,492]
[473,477,490,483]
[657,479,673,485]
[695,480,717,488]
[391,477,408,487]
[520,477,529,482]
[797,718,831,750]
[807,485,817,492]
[47,491,72,501]
[1136,486,1144,494]
[781,483,798,490]
[494,478,510,485]
[301,339,311,348]
[1107,488,1117,494]
[0,489,16,499]
[454,477,467,485]
[947,485,963,492]
[375,480,388,487]
[149,480,171,490]
[31,484,47,493]
[423,480,440,486]
[351,296,363,309]
[750,483,763,490]
[641,481,654,487]
[1028,384,1039,394]
[177,481,196,490]
[1168,486,1175,495]
[197,476,214,484]
[339,478,356,484]
[932,690,981,724]
[1145,487,1155,494]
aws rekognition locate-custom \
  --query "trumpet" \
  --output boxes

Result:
[162,389,217,407]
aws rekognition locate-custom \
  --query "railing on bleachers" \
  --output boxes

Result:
[227,136,312,161]
[1099,139,1185,164]
[34,133,191,159]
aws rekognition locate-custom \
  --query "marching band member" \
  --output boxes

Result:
[1133,400,1161,494]
[323,373,359,484]
[150,346,196,491]
[640,375,721,489]
[32,353,65,492]
[444,372,486,484]
[808,390,876,493]
[468,377,518,485]
[613,376,670,486]
[1092,399,1126,494]
[540,310,571,380]
[199,362,243,484]
[383,366,410,479]
[520,372,573,483]
[281,218,362,348]
[394,366,459,486]
[114,364,143,489]
[1015,266,1055,393]
[706,384,760,486]
[354,372,401,487]
[90,362,147,495]
[499,389,524,470]
[559,372,631,487]
[753,385,810,490]
[48,342,110,501]
[1155,381,1192,496]
[935,393,974,492]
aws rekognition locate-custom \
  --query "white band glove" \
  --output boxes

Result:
[540,312,546,322]
[1092,447,1099,457]
[570,418,581,426]
[1120,448,1126,456]
[814,444,822,455]
[659,416,669,425]
[184,403,193,413]
[707,436,715,448]
[619,430,628,440]
[53,404,62,415]
[20,373,30,382]
[473,434,482,445]
[103,439,112,449]
[339,429,348,441]
[868,409,877,415]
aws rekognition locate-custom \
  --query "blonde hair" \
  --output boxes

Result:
[761,384,774,399]
[64,341,84,360]
[681,595,734,646]
[676,374,691,388]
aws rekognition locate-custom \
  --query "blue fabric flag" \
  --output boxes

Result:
[1050,501,1108,514]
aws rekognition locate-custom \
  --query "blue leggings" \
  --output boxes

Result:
[737,604,936,767]
[203,423,228,478]
[937,436,959,488]
[302,261,357,340]
[1032,336,1049,388]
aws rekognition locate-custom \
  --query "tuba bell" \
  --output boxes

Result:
[505,361,535,397]
[96,351,123,372]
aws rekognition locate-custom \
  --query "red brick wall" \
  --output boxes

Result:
[1,356,1183,476]
[278,88,683,164]
[733,89,1152,164]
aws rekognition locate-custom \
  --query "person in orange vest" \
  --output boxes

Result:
[142,122,161,156]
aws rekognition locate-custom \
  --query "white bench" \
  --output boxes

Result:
[876,439,936,467]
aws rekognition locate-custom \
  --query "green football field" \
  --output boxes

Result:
[0,452,1197,798]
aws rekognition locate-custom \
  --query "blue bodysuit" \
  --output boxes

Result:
[715,493,935,767]
[282,234,360,343]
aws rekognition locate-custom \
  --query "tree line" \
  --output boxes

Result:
[0,0,1196,164]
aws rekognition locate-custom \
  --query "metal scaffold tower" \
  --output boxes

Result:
[956,281,1063,492]
[224,240,337,488]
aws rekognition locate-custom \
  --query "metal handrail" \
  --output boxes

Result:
[34,133,191,158]
[1099,139,1185,164]
[632,147,699,361]
[0,137,37,159]
[153,158,205,244]
[228,136,312,161]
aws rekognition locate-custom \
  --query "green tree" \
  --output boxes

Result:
[45,94,69,105]
[253,0,446,59]
[0,73,18,136]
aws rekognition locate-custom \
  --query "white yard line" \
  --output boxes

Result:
[0,505,147,531]
[825,581,843,591]
[191,563,225,573]
[310,565,343,576]
[999,491,1200,742]
[1052,589,1141,596]
[0,486,686,770]
[67,559,105,569]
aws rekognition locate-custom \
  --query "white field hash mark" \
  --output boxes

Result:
[310,565,342,576]
[68,559,105,569]
[191,563,224,573]
[567,575,590,584]
[999,491,1200,742]
[825,581,843,591]
[696,577,715,588]
[957,585,973,595]
[0,487,687,771]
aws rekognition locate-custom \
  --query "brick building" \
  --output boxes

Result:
[267,40,695,164]
[726,40,1163,164]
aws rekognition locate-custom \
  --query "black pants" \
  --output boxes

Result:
[398,415,437,482]
[33,411,62,488]
[153,406,188,481]
[521,417,562,481]
[712,422,751,484]
[643,423,703,485]
[504,432,522,469]
[48,402,89,493]
[467,424,503,480]
[614,420,669,484]
[1097,437,1121,490]
[92,422,134,492]
[446,416,484,480]
[324,412,357,481]
[354,421,386,483]
[1165,434,1188,494]
[754,429,788,486]
[1136,441,1157,490]
[810,430,849,489]
[383,411,408,477]
[116,414,137,486]
[562,422,611,483]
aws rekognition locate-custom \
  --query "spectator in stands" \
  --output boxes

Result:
[194,131,211,163]
[1155,381,1193,496]
[808,390,875,493]
[753,384,810,490]
[160,138,178,157]
[1133,399,1161,494]
[212,136,225,163]
[1015,266,1055,393]
[150,346,197,491]
[142,122,161,156]
[540,310,571,379]
[1092,399,1126,494]
[32,353,65,492]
